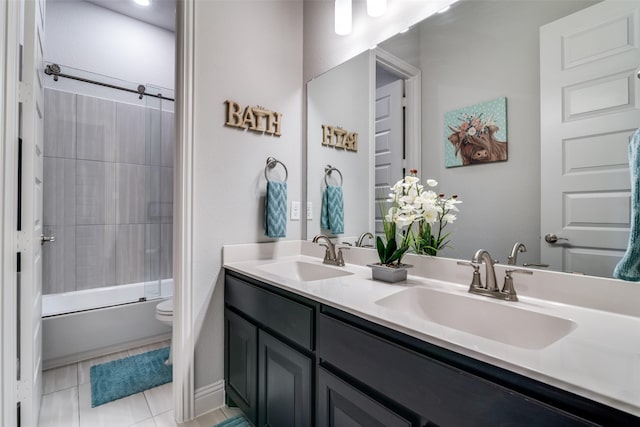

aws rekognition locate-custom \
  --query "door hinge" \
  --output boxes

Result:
[17,82,31,104]
[401,96,408,107]
[16,379,30,402]
[16,231,29,251]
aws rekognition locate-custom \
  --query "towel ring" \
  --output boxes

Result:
[324,165,343,186]
[265,157,288,182]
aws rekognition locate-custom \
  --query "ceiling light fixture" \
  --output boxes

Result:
[335,0,352,36]
[367,0,387,18]
[134,0,150,6]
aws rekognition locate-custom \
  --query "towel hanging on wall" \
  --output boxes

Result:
[264,180,287,238]
[321,185,344,235]
[614,128,640,281]
[263,157,288,238]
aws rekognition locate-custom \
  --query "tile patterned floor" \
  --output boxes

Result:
[38,341,242,427]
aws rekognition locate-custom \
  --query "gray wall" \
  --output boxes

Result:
[190,0,303,391]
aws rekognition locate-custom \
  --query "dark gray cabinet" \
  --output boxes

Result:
[225,270,640,427]
[318,367,416,427]
[258,329,312,426]
[225,272,315,427]
[225,308,257,424]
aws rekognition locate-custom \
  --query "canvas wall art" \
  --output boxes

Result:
[444,97,508,168]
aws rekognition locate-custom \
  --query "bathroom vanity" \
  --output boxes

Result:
[223,241,640,426]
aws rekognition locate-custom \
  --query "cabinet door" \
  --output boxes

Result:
[258,330,312,427]
[225,309,257,425]
[318,367,416,427]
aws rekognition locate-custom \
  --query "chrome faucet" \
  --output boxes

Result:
[355,232,374,247]
[313,234,348,266]
[472,249,499,292]
[507,242,527,265]
[458,248,533,301]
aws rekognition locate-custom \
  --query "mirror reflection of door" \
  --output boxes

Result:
[373,51,421,237]
[540,1,640,276]
[375,75,404,234]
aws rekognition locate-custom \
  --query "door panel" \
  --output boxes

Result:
[258,329,311,427]
[20,0,46,424]
[374,79,403,234]
[224,308,257,425]
[318,367,415,427]
[540,0,640,276]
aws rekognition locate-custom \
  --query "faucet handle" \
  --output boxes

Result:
[335,245,349,266]
[505,267,534,276]
[457,261,483,289]
[501,268,533,301]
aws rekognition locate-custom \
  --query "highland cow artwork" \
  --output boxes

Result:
[444,97,508,168]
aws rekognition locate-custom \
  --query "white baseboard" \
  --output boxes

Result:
[195,379,225,417]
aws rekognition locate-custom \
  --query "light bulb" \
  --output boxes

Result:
[335,0,352,36]
[367,0,387,18]
[134,0,150,6]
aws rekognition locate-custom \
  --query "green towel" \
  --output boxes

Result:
[264,181,287,238]
[614,129,640,281]
[321,185,344,234]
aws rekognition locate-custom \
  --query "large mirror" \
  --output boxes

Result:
[306,0,640,278]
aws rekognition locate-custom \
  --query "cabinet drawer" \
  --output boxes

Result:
[318,313,592,426]
[225,273,314,350]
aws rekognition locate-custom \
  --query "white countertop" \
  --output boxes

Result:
[223,240,640,417]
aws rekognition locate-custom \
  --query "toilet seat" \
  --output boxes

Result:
[156,298,173,323]
[155,298,174,365]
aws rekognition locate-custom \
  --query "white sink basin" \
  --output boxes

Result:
[256,260,354,282]
[375,287,576,349]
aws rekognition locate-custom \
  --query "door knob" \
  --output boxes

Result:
[40,234,55,245]
[544,233,568,244]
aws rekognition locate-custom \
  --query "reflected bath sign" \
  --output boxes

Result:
[224,99,282,136]
[445,97,508,167]
[322,124,358,152]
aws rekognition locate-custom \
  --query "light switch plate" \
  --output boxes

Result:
[307,201,313,220]
[291,201,301,220]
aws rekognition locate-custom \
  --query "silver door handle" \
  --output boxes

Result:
[40,234,55,245]
[544,233,568,244]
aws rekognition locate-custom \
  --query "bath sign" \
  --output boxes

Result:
[225,100,282,137]
[321,124,358,152]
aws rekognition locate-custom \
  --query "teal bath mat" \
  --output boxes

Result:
[214,414,252,427]
[90,347,172,407]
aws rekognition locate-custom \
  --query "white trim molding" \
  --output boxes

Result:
[195,380,225,418]
[1,0,21,425]
[174,0,196,422]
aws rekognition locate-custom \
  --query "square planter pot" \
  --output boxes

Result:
[367,263,413,283]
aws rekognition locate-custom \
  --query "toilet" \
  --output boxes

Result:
[155,298,173,364]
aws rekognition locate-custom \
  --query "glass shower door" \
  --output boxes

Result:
[144,85,175,300]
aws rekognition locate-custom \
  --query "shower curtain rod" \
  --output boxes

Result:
[44,64,175,102]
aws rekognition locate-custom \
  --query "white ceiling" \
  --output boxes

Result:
[84,0,176,32]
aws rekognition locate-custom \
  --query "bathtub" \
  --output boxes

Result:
[42,279,173,370]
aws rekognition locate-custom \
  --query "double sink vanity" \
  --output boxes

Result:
[223,240,640,426]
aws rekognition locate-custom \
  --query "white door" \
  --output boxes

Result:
[540,0,640,277]
[374,79,404,234]
[20,0,46,424]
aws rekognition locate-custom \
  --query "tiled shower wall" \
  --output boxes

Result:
[42,88,174,294]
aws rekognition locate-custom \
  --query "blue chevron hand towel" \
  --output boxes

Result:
[321,185,344,235]
[614,128,640,281]
[264,181,287,238]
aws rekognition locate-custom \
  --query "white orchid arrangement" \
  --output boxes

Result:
[377,170,462,265]
[413,177,462,256]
